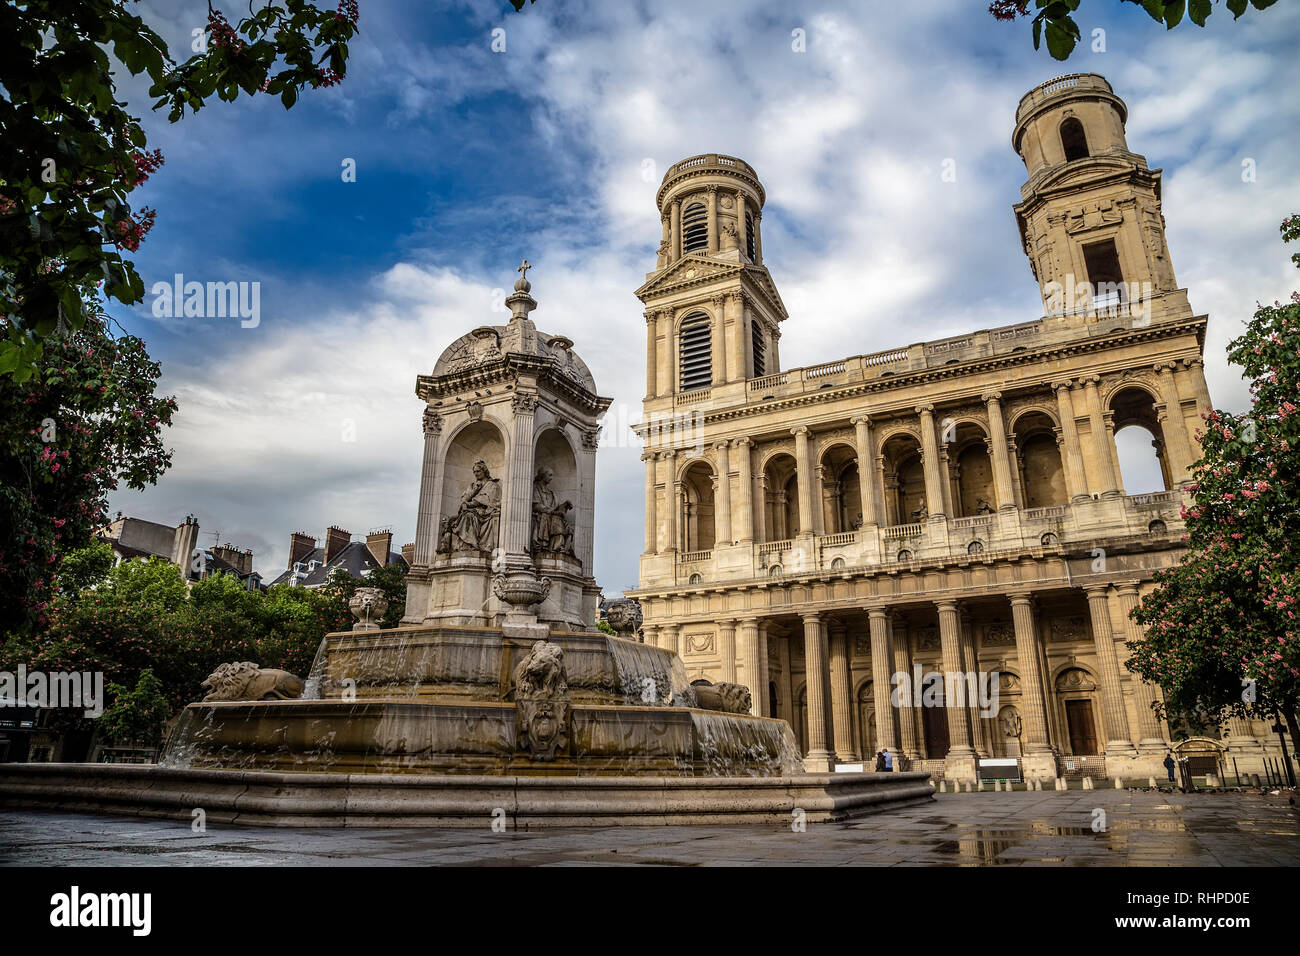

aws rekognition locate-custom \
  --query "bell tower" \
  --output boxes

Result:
[1012,74,1185,324]
[636,154,788,399]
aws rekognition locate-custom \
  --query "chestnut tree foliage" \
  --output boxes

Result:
[0,0,362,381]
[989,0,1280,60]
[1127,219,1300,750]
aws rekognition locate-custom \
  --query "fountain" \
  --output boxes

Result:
[0,264,932,826]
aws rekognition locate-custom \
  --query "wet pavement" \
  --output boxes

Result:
[2,789,1297,866]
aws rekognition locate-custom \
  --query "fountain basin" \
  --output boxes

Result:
[161,698,802,777]
[0,763,936,827]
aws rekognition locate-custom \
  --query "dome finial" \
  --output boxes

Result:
[514,258,532,292]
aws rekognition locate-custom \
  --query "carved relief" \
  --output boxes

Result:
[983,622,1016,647]
[1050,616,1090,643]
[684,633,715,655]
[1064,200,1123,235]
[512,641,570,761]
[1055,667,1097,692]
[914,626,940,652]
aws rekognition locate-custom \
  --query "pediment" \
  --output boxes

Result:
[635,254,742,298]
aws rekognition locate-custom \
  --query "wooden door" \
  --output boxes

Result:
[923,704,949,758]
[1065,699,1098,755]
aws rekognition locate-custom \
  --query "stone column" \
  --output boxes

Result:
[1008,594,1054,763]
[1082,377,1120,498]
[656,451,675,552]
[503,392,538,559]
[739,617,761,714]
[917,405,946,518]
[828,620,857,763]
[1085,586,1137,754]
[706,185,719,254]
[710,294,726,387]
[752,209,763,264]
[724,292,744,381]
[643,452,657,554]
[412,408,444,566]
[672,475,684,552]
[1155,363,1195,483]
[777,634,794,723]
[1053,380,1090,501]
[937,601,978,772]
[852,416,878,527]
[757,621,770,717]
[713,441,732,546]
[792,426,815,536]
[867,607,898,755]
[733,438,754,543]
[660,623,680,658]
[1184,358,1214,419]
[958,609,987,757]
[1111,584,1167,753]
[983,391,1017,511]
[658,214,670,269]
[801,613,835,771]
[891,614,921,759]
[718,619,737,684]
[644,311,657,398]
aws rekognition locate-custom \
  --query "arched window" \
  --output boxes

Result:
[745,211,756,260]
[751,319,766,377]
[682,203,708,253]
[1060,117,1089,162]
[678,313,712,391]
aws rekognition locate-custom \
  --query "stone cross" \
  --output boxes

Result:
[517,259,531,281]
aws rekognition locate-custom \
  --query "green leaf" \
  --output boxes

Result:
[1044,18,1078,59]
[280,85,298,109]
[1141,0,1167,22]
[1032,16,1043,50]
[1164,0,1185,28]
[1188,0,1212,26]
[1227,0,1248,16]
[1250,0,1279,9]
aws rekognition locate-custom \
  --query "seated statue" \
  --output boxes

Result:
[531,466,575,555]
[445,459,501,553]
[910,499,928,521]
[975,497,994,515]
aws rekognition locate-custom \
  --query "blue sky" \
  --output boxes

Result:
[108,0,1300,593]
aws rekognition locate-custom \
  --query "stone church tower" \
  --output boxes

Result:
[628,75,1281,782]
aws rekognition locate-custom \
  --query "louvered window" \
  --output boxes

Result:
[682,203,708,253]
[678,314,712,391]
[745,211,756,260]
[751,320,765,377]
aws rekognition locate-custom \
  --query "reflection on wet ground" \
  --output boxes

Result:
[1,790,1296,866]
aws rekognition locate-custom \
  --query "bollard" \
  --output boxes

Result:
[1206,773,1219,788]
[994,779,1001,792]
[939,780,947,793]
[964,781,972,793]
[1114,777,1123,789]
[977,779,985,792]
[1083,776,1093,790]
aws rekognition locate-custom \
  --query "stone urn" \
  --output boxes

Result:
[492,569,552,637]
[604,598,643,641]
[349,587,389,632]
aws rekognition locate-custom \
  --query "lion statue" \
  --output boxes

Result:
[512,641,567,700]
[200,662,306,702]
[692,681,753,715]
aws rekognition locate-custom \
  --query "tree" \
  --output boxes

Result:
[1127,217,1300,753]
[0,0,362,380]
[100,668,170,753]
[989,0,1280,60]
[0,307,176,632]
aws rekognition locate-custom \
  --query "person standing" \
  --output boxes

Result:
[1163,752,1176,784]
[882,748,893,772]
[874,750,886,772]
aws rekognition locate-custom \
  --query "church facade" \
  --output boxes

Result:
[627,73,1285,783]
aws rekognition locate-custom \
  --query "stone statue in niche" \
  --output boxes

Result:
[910,499,928,521]
[975,497,994,515]
[531,466,575,556]
[440,459,501,554]
[720,219,739,250]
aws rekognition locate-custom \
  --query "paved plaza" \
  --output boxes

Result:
[2,789,1296,866]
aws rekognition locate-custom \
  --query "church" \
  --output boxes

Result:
[627,73,1284,784]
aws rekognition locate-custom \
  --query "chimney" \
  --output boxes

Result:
[366,530,393,566]
[400,542,415,566]
[212,544,239,571]
[289,531,316,570]
[324,526,351,564]
[241,549,253,576]
[171,515,199,571]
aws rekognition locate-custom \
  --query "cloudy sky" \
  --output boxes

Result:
[108,0,1300,593]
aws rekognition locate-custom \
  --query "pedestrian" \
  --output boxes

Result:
[874,750,886,772]
[882,747,893,771]
[1163,751,1175,784]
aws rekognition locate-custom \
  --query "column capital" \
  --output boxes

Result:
[421,407,443,436]
[791,425,809,438]
[935,599,959,614]
[800,611,822,625]
[1113,582,1141,598]
[981,390,1003,404]
[716,618,737,628]
[914,403,935,416]
[1083,584,1111,599]
[731,436,752,448]
[1007,592,1034,608]
[851,414,873,427]
[866,605,890,620]
[1153,361,1177,375]
[713,440,729,452]
[1081,374,1102,389]
[705,183,718,194]
[738,615,761,627]
[1051,379,1074,393]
